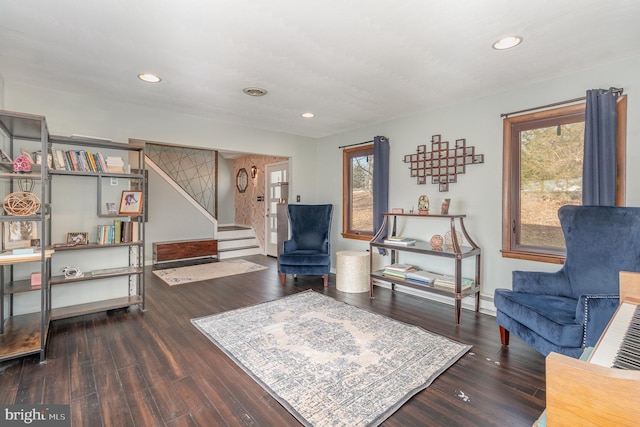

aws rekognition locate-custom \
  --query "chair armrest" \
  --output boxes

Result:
[512,270,570,296]
[575,294,620,347]
[283,239,297,252]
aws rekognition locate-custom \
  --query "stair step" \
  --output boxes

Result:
[218,236,256,242]
[218,225,251,232]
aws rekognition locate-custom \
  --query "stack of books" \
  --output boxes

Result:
[428,272,474,290]
[105,156,125,173]
[383,236,416,246]
[382,263,416,279]
[405,270,436,286]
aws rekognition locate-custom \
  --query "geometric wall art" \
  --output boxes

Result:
[403,134,484,192]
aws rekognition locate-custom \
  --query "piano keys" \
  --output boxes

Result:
[540,271,640,426]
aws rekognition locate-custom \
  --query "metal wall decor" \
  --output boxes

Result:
[403,134,485,192]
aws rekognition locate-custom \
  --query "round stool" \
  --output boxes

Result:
[336,251,370,293]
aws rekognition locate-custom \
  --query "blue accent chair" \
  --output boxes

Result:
[278,204,333,287]
[494,205,640,358]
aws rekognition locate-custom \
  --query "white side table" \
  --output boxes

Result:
[336,251,370,293]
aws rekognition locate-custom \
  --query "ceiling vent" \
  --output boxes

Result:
[243,87,268,97]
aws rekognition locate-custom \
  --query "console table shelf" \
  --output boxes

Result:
[369,213,481,324]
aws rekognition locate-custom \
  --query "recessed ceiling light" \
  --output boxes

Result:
[301,112,315,118]
[138,73,162,83]
[243,87,268,97]
[492,36,523,50]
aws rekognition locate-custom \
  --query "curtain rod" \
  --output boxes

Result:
[338,139,373,149]
[501,87,624,118]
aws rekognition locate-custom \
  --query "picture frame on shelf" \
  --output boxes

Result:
[118,190,143,215]
[67,232,88,245]
[106,202,118,215]
[3,220,38,250]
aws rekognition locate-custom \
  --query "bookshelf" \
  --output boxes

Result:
[48,135,145,320]
[369,213,481,324]
[0,110,52,363]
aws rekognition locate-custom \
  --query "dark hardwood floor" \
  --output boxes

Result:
[0,255,546,426]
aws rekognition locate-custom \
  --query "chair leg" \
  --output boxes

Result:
[499,326,510,346]
[323,274,328,287]
[280,273,286,285]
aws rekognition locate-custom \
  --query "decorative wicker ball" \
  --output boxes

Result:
[444,230,464,247]
[430,234,444,250]
[3,191,41,216]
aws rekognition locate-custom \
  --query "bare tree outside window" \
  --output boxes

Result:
[343,144,374,240]
[519,122,584,248]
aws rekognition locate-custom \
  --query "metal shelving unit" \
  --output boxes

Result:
[48,136,145,320]
[0,110,52,362]
[369,213,481,324]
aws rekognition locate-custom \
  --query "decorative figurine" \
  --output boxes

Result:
[418,195,429,215]
[441,198,451,215]
[13,155,32,173]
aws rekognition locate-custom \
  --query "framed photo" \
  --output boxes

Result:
[105,202,118,215]
[67,232,88,245]
[3,221,38,250]
[119,190,143,215]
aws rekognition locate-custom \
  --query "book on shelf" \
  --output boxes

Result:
[381,263,416,279]
[405,270,436,285]
[395,269,474,289]
[428,272,474,289]
[382,270,412,279]
[105,156,125,173]
[384,263,416,272]
[383,237,416,246]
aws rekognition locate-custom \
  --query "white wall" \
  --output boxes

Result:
[4,81,320,246]
[315,55,640,313]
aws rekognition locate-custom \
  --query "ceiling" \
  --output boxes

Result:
[1,1,639,139]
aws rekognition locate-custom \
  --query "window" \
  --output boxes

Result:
[342,144,374,240]
[502,97,626,263]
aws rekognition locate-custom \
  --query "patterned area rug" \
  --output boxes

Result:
[192,290,471,426]
[153,259,268,285]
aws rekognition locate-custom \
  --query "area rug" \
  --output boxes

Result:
[153,259,268,285]
[191,290,471,426]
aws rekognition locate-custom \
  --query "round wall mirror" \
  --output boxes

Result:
[236,168,248,193]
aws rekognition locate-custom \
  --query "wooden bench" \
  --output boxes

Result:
[153,239,218,265]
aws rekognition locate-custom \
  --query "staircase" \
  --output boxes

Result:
[217,225,262,259]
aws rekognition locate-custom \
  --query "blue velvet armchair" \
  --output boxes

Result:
[278,204,333,287]
[494,205,640,358]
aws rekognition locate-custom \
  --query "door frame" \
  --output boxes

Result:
[264,160,290,257]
